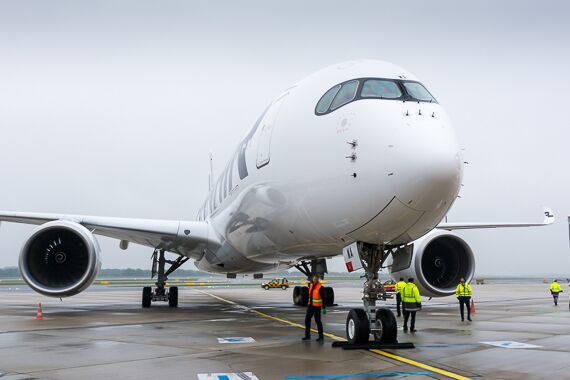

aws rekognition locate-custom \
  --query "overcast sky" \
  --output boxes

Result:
[0,1,569,276]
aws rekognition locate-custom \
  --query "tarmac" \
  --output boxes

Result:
[0,281,569,380]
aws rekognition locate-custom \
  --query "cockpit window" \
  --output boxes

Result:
[330,80,359,110]
[361,79,401,99]
[402,82,436,102]
[315,77,437,115]
[316,84,341,114]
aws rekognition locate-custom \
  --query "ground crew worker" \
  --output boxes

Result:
[303,275,325,341]
[401,277,421,332]
[395,277,406,317]
[456,277,472,321]
[550,279,562,306]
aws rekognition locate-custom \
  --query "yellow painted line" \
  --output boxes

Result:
[199,290,471,380]
[368,349,470,380]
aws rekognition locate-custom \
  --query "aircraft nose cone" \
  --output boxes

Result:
[388,118,463,212]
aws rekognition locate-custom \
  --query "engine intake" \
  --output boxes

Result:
[389,230,475,297]
[19,221,101,297]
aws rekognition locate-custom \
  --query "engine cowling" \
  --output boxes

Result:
[19,220,101,297]
[389,230,475,297]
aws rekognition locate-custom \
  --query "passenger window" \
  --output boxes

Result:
[361,79,401,99]
[403,82,436,102]
[316,84,341,114]
[330,80,359,110]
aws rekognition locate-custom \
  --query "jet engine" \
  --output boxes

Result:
[19,220,101,297]
[389,230,475,297]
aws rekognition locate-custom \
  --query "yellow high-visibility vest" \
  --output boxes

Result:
[402,283,420,303]
[550,282,561,293]
[456,283,472,297]
[396,281,407,293]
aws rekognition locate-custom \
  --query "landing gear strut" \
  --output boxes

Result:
[142,249,188,308]
[346,243,397,344]
[292,259,335,307]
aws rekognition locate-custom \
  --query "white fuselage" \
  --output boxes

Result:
[193,60,463,274]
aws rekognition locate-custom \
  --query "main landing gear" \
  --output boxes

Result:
[292,259,335,307]
[142,249,188,308]
[345,243,397,344]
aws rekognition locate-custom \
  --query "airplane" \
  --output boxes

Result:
[0,60,554,345]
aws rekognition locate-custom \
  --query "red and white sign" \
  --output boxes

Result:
[342,242,362,272]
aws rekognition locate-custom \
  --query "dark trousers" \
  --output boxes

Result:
[553,293,559,305]
[305,305,323,338]
[396,293,402,316]
[403,310,416,330]
[458,296,471,320]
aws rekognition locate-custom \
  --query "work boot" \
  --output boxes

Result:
[302,336,310,341]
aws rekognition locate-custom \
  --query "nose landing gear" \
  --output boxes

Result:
[346,243,398,344]
[142,249,188,308]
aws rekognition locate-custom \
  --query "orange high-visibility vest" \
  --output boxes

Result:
[308,282,323,307]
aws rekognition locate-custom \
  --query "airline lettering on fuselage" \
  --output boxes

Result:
[196,107,269,220]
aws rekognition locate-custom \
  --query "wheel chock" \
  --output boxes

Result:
[332,341,415,350]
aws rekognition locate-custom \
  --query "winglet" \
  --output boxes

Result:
[543,207,555,225]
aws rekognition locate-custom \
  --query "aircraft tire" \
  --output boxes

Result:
[142,286,152,308]
[169,286,178,308]
[293,286,302,305]
[293,286,309,306]
[300,286,309,306]
[373,307,397,343]
[346,308,369,344]
[322,287,335,306]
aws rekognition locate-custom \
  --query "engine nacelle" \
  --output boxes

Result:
[389,230,475,297]
[19,220,101,297]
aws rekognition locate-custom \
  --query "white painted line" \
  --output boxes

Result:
[197,372,259,380]
[481,341,542,349]
[217,337,256,344]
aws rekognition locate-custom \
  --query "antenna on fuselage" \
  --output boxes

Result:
[208,152,214,192]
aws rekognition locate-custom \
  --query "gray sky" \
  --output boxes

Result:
[0,1,569,276]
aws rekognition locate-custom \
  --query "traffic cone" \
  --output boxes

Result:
[469,299,476,314]
[35,302,44,320]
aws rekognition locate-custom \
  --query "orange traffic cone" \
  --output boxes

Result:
[35,302,44,320]
[470,299,476,314]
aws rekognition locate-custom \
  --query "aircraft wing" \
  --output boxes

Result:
[437,207,555,231]
[0,211,212,256]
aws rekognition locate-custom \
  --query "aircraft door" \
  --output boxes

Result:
[256,94,288,168]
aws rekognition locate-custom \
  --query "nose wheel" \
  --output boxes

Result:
[141,249,187,308]
[346,309,369,344]
[345,243,398,344]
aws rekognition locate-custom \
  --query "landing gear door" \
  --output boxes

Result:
[342,242,363,272]
[256,93,288,169]
[390,245,414,272]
